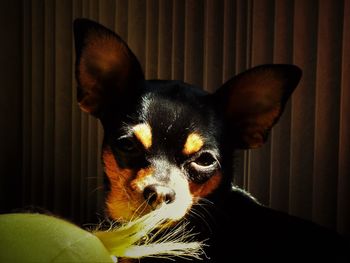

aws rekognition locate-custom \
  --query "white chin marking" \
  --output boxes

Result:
[164,202,191,221]
[166,173,193,221]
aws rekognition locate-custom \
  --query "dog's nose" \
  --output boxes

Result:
[143,185,176,206]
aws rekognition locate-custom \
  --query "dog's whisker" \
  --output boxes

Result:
[187,207,212,233]
[130,199,149,221]
[195,197,214,207]
[195,203,215,225]
[89,185,104,194]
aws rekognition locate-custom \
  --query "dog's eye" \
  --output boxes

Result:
[115,137,138,153]
[186,152,218,183]
[191,152,217,169]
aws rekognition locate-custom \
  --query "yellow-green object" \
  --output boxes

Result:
[0,206,204,263]
[0,213,113,263]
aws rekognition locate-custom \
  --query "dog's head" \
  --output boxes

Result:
[73,19,301,222]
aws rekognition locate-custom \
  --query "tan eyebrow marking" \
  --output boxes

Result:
[133,123,152,149]
[183,132,204,155]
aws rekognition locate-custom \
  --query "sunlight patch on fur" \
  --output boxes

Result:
[133,123,152,149]
[183,132,204,155]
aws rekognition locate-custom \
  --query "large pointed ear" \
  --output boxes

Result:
[73,18,144,117]
[214,64,302,149]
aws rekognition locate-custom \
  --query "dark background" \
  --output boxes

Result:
[0,0,349,237]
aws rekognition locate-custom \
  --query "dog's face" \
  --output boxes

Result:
[100,82,222,221]
[73,19,301,222]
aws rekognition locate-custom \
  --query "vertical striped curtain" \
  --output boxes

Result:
[0,0,349,236]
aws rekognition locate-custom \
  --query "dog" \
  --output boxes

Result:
[73,19,349,262]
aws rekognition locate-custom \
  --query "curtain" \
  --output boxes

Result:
[0,0,348,237]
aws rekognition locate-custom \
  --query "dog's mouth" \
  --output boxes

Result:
[105,170,222,223]
[106,181,194,223]
[106,202,193,228]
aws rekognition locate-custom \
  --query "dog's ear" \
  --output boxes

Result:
[73,19,144,117]
[214,64,301,149]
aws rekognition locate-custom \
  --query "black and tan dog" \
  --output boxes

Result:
[73,19,348,262]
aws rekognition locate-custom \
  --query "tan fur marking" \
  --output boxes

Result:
[103,146,149,221]
[183,133,204,155]
[133,123,152,149]
[190,172,222,198]
[130,167,155,192]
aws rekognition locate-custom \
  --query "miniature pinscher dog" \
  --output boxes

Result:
[73,19,349,262]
